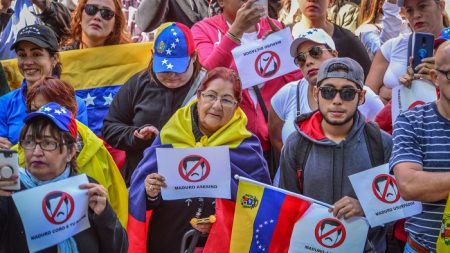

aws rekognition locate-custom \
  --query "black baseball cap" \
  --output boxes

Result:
[10,24,59,52]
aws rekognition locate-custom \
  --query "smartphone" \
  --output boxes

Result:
[408,32,434,73]
[0,149,20,191]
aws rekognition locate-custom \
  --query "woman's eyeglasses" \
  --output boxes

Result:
[294,46,331,67]
[84,4,115,21]
[318,87,361,101]
[201,93,238,107]
[20,139,61,151]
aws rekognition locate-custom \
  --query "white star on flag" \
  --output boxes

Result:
[171,28,174,31]
[83,93,96,106]
[103,93,114,105]
[166,63,174,70]
[172,32,177,36]
[175,38,180,43]
[171,42,176,48]
[162,59,168,65]
[166,48,172,55]
[43,107,52,112]
[54,109,62,115]
[60,108,67,114]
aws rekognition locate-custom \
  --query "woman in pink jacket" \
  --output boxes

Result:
[191,0,301,176]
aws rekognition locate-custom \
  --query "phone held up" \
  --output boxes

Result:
[0,149,20,191]
[408,32,434,73]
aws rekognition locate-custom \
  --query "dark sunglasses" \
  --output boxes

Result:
[436,69,450,80]
[319,86,361,101]
[294,46,331,67]
[84,4,115,21]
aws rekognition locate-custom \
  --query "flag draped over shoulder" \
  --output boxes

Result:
[1,43,152,134]
[228,179,311,253]
[437,194,450,252]
[0,0,37,60]
[128,100,271,253]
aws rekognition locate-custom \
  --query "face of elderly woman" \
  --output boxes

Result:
[16,41,57,86]
[404,0,445,36]
[81,0,116,46]
[23,126,76,181]
[197,78,238,136]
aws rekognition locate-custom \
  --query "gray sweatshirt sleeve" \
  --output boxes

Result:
[136,0,169,32]
[279,133,302,194]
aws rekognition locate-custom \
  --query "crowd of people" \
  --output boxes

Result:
[0,0,449,252]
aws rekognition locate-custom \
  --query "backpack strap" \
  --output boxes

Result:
[363,121,385,167]
[296,80,301,118]
[294,134,313,194]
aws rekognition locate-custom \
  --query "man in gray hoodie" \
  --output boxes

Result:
[279,57,392,252]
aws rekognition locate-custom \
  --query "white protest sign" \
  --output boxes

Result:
[12,174,90,252]
[156,146,231,200]
[391,79,437,122]
[349,163,422,227]
[232,27,298,89]
[289,203,369,253]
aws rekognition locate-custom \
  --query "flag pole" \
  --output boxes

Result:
[235,175,334,209]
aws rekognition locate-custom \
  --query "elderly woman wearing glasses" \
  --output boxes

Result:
[128,67,271,253]
[102,22,207,185]
[63,0,130,49]
[0,102,127,252]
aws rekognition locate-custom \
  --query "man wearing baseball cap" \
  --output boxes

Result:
[269,28,383,158]
[279,57,393,252]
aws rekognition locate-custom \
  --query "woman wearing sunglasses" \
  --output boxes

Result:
[269,28,383,163]
[63,0,130,49]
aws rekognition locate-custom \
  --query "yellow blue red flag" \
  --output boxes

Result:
[229,178,312,252]
[1,43,152,134]
[437,194,450,252]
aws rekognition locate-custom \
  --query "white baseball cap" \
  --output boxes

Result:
[290,28,336,57]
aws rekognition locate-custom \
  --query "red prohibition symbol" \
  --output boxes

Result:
[178,155,211,182]
[314,218,346,248]
[372,174,401,204]
[254,51,280,78]
[42,191,75,225]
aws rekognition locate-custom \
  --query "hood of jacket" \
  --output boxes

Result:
[294,110,367,145]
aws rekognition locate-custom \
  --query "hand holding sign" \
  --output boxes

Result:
[145,173,166,198]
[331,196,364,219]
[79,183,108,216]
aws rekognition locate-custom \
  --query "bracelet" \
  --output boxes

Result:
[147,195,159,201]
[226,31,241,44]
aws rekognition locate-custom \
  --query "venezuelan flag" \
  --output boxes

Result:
[1,43,152,134]
[437,194,450,252]
[230,179,311,253]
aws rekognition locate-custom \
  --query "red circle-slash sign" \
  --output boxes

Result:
[372,174,401,204]
[254,51,280,78]
[42,191,75,225]
[178,155,211,182]
[314,218,346,248]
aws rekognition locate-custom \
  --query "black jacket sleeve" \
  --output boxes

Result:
[102,73,153,152]
[37,0,72,43]
[279,133,302,194]
[90,202,128,253]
